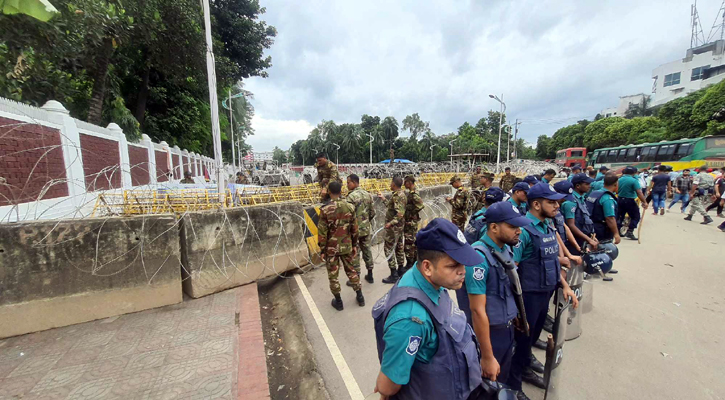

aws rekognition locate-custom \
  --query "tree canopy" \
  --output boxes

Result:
[0,0,276,161]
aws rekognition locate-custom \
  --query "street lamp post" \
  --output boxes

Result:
[449,139,457,170]
[489,94,506,173]
[366,134,374,165]
[430,144,438,162]
[332,143,340,165]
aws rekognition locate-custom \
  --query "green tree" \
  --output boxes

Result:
[691,79,725,136]
[624,96,653,119]
[658,90,706,139]
[272,146,287,164]
[402,113,430,140]
[535,135,553,159]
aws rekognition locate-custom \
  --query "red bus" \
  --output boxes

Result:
[555,147,587,167]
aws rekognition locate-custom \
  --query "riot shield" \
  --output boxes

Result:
[544,290,571,400]
[565,263,584,341]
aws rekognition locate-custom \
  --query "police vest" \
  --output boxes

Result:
[518,224,561,293]
[372,284,483,400]
[552,211,568,247]
[571,196,594,246]
[463,208,487,244]
[586,190,618,241]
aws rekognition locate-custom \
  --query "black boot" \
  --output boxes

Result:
[624,230,638,240]
[516,391,532,400]
[365,270,374,283]
[684,214,693,221]
[356,290,365,307]
[529,354,544,374]
[543,315,554,333]
[331,294,343,311]
[521,368,545,389]
[533,339,547,350]
[701,215,714,225]
[382,268,399,284]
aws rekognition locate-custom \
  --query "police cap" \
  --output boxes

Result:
[484,201,531,227]
[484,187,504,203]
[527,182,566,201]
[450,175,461,184]
[623,166,637,174]
[553,180,576,202]
[523,175,539,185]
[512,182,530,193]
[599,166,610,172]
[416,218,485,266]
[571,173,594,185]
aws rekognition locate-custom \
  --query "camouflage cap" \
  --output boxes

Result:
[450,175,461,184]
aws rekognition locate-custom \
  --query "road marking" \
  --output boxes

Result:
[294,274,364,400]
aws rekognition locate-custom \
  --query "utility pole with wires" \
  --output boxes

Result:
[512,119,521,160]
[201,0,224,199]
[228,90,236,170]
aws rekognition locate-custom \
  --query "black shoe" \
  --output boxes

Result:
[533,339,547,350]
[356,290,365,307]
[365,271,374,283]
[529,355,544,374]
[684,215,693,221]
[516,391,532,400]
[603,276,614,282]
[719,225,725,232]
[346,280,354,287]
[521,368,546,389]
[702,216,714,225]
[331,296,344,311]
[624,231,638,240]
[382,269,399,284]
[543,315,554,333]
[609,269,618,274]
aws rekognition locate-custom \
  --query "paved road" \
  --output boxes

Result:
[291,210,725,400]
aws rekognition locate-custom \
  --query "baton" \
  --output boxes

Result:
[491,251,530,337]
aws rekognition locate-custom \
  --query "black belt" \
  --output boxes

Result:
[490,319,515,330]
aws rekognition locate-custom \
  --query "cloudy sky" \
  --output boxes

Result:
[244,0,724,152]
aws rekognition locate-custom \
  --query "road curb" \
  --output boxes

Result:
[237,283,271,399]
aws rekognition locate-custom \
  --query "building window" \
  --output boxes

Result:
[691,65,710,80]
[664,72,681,87]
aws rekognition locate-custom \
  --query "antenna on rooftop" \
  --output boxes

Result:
[691,1,706,48]
[706,0,725,42]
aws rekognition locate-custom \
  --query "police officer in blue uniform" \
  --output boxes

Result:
[508,182,529,215]
[561,173,598,255]
[586,172,620,244]
[372,218,488,400]
[523,176,539,187]
[508,183,579,400]
[456,202,531,386]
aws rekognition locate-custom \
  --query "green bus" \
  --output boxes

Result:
[588,135,725,171]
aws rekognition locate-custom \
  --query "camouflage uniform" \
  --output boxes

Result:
[500,173,516,193]
[346,186,376,274]
[316,160,341,201]
[688,171,715,217]
[403,188,425,262]
[318,198,360,294]
[451,186,470,231]
[384,188,407,270]
[470,171,482,189]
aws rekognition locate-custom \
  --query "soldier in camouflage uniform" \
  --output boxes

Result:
[446,175,470,231]
[470,166,483,189]
[378,176,407,283]
[684,165,716,224]
[315,153,341,202]
[318,181,364,310]
[402,175,425,275]
[499,167,516,193]
[346,174,376,283]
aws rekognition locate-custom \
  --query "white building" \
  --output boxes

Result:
[600,93,649,118]
[651,40,725,107]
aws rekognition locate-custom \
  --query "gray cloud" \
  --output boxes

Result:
[245,0,724,151]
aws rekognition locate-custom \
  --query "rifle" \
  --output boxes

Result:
[490,251,530,337]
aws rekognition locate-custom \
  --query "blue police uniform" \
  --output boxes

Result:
[373,218,487,400]
[566,174,595,253]
[508,183,564,392]
[586,189,618,241]
[455,202,531,385]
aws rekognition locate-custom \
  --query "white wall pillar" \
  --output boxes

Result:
[142,134,157,185]
[173,145,182,179]
[107,123,132,189]
[41,100,86,204]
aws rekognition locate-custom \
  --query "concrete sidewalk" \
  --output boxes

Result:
[0,284,269,400]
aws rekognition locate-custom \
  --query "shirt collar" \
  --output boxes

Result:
[410,263,444,305]
[482,233,505,252]
[525,211,548,228]
[573,191,586,201]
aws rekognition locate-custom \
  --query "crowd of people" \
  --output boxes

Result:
[313,153,724,400]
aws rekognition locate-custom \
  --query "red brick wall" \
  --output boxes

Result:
[173,154,181,179]
[155,151,169,182]
[79,134,121,191]
[0,117,68,206]
[128,145,150,186]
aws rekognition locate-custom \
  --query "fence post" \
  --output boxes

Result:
[41,100,86,203]
[142,134,157,185]
[107,123,132,189]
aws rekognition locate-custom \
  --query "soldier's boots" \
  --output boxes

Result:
[516,390,532,400]
[529,354,545,374]
[701,215,714,225]
[365,270,374,284]
[356,290,365,307]
[331,294,344,311]
[521,368,545,389]
[684,214,693,221]
[382,268,399,284]
[624,230,638,240]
